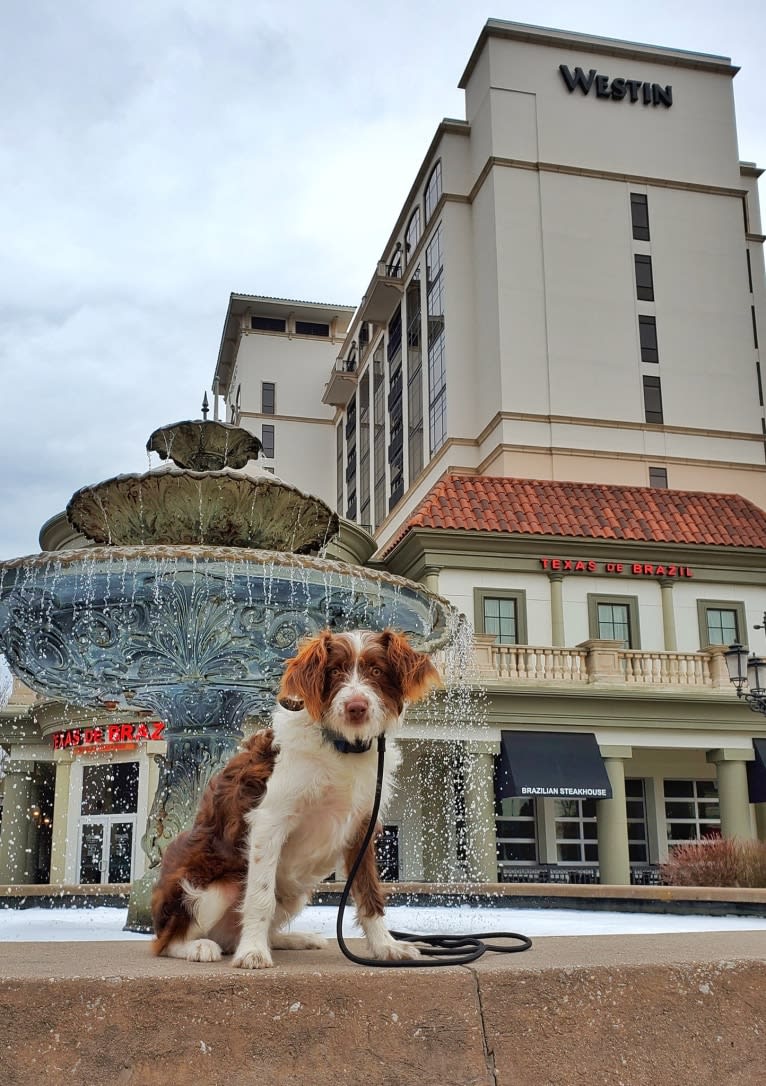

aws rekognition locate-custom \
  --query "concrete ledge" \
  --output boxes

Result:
[1,934,765,1085]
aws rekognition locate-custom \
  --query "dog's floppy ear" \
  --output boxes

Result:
[278,631,332,721]
[382,630,442,703]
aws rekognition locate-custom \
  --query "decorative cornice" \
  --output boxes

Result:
[467,155,747,207]
[459,20,738,90]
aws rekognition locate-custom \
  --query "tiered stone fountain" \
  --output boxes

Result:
[0,419,454,928]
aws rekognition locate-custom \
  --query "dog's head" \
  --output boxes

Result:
[278,629,442,744]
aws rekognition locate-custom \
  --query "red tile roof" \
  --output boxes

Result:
[387,476,766,550]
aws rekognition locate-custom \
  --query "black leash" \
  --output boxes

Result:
[335,735,533,967]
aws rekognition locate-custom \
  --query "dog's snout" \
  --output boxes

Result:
[344,696,370,723]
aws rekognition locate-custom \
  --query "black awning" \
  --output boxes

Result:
[497,731,612,801]
[747,738,766,804]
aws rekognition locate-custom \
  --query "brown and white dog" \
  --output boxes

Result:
[151,629,441,968]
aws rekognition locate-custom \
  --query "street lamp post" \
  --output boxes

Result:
[724,615,766,714]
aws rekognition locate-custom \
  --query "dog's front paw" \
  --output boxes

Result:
[187,938,223,963]
[369,937,421,962]
[233,944,274,970]
[271,931,329,951]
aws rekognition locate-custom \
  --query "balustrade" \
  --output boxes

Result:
[479,639,724,690]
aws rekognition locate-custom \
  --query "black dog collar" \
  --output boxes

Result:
[320,727,373,755]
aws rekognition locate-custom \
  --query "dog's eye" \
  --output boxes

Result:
[330,667,344,678]
[369,666,382,677]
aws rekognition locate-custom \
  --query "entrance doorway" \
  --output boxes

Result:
[77,761,139,884]
[78,817,136,884]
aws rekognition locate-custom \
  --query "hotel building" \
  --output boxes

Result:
[2,20,766,889]
[210,21,766,886]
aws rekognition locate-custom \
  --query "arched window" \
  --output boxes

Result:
[405,208,421,260]
[424,161,442,223]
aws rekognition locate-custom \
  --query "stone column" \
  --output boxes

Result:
[596,746,632,885]
[0,761,36,883]
[419,742,457,882]
[549,574,565,647]
[755,803,766,843]
[463,744,500,882]
[659,579,677,651]
[48,759,72,885]
[706,748,756,840]
[421,567,440,595]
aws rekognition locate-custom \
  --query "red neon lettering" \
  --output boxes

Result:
[632,564,642,575]
[643,564,654,575]
[587,561,597,572]
[150,723,166,741]
[551,559,561,570]
[107,725,121,743]
[575,560,586,571]
[563,560,573,571]
[540,558,550,569]
[668,565,677,576]
[655,565,666,576]
[120,724,134,742]
[685,567,693,578]
[134,723,149,741]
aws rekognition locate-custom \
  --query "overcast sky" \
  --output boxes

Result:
[1,0,765,560]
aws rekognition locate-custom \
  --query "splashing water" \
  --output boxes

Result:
[0,653,13,709]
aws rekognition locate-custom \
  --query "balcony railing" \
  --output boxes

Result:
[322,357,358,407]
[473,638,733,691]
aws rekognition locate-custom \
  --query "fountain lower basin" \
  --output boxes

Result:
[0,544,454,723]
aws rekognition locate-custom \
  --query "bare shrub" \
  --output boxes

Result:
[662,835,766,888]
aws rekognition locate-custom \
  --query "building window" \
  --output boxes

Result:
[426,223,447,455]
[375,825,400,881]
[475,589,528,645]
[752,306,760,349]
[335,423,343,515]
[696,599,746,649]
[626,779,649,864]
[634,254,654,301]
[406,269,423,482]
[664,779,719,844]
[630,193,650,241]
[261,382,275,415]
[496,796,537,867]
[638,315,659,363]
[295,320,329,337]
[261,423,275,459]
[424,160,442,223]
[251,315,286,332]
[554,798,598,864]
[643,375,663,423]
[747,249,754,294]
[649,466,668,488]
[373,344,386,527]
[587,594,640,648]
[359,370,371,528]
[405,208,421,260]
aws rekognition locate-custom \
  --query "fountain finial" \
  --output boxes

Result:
[201,392,209,420]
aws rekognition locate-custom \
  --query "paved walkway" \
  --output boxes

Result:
[2,931,765,1085]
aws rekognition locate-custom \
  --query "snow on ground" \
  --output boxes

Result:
[0,903,765,942]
